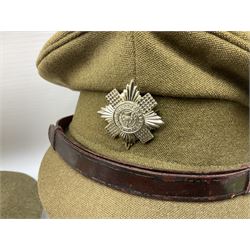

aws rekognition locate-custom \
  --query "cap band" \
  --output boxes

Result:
[48,115,250,202]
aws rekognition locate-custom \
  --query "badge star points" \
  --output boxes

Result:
[97,79,164,149]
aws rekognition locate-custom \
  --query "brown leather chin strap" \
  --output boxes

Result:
[48,115,250,202]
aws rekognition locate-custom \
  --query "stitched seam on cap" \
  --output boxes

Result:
[131,31,137,82]
[36,32,74,65]
[208,31,250,52]
[41,32,73,51]
[37,32,88,67]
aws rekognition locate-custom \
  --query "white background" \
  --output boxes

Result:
[0,32,79,179]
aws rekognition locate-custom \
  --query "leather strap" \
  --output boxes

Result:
[48,115,250,202]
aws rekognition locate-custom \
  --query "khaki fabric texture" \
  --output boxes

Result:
[37,32,250,218]
[0,171,42,219]
[69,91,249,172]
[37,32,249,106]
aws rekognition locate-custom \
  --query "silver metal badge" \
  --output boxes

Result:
[98,79,164,149]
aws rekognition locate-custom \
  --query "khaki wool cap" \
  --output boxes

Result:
[37,32,250,218]
[0,171,42,219]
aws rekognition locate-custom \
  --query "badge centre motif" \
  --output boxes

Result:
[113,101,144,134]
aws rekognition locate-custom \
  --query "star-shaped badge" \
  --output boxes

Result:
[98,79,164,149]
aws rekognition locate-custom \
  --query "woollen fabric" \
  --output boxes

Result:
[37,32,249,218]
[0,171,42,219]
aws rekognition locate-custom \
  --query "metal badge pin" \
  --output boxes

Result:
[98,79,164,149]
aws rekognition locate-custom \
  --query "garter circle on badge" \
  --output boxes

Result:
[98,79,164,149]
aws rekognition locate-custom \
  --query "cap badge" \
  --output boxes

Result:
[98,79,164,149]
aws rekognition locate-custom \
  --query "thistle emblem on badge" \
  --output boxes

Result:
[98,80,164,149]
